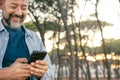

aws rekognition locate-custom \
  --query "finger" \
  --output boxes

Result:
[20,72,31,77]
[30,62,48,71]
[18,68,31,74]
[35,60,48,66]
[10,62,31,70]
[32,72,43,77]
[17,73,31,80]
[11,63,31,73]
[35,64,48,70]
[15,68,32,78]
[16,63,32,70]
[30,68,45,77]
[15,58,28,63]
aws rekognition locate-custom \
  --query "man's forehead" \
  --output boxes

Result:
[6,0,28,3]
[0,0,29,9]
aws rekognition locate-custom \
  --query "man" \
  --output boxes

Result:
[0,0,54,80]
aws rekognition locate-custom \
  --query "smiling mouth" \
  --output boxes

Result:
[10,14,24,22]
[11,14,23,19]
[10,13,23,21]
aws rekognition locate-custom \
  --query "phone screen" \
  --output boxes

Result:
[28,51,47,64]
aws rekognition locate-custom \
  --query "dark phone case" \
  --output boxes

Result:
[28,51,47,64]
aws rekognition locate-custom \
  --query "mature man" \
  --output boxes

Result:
[0,0,54,80]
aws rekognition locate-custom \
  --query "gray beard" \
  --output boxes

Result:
[10,21,22,29]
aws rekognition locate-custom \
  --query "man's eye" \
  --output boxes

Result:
[22,7,27,10]
[11,6,16,9]
[22,6,27,10]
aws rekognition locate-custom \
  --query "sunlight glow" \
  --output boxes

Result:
[74,0,120,47]
[67,52,120,63]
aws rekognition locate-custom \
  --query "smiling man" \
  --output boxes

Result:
[2,0,27,29]
[0,0,54,80]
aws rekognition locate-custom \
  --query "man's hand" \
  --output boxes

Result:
[4,58,31,80]
[30,60,48,78]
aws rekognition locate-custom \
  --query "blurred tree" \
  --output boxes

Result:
[105,39,120,54]
[28,0,55,45]
[95,0,111,80]
[27,0,116,80]
[24,22,37,31]
[57,0,77,80]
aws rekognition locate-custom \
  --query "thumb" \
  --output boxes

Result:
[15,58,28,63]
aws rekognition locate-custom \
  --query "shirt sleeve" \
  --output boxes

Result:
[32,31,54,80]
[41,54,54,80]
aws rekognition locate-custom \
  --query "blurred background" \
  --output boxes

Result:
[1,0,120,80]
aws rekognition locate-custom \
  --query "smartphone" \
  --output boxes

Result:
[28,51,47,64]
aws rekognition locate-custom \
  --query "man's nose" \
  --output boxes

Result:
[14,7,22,16]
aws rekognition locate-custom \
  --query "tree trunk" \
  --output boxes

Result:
[95,0,111,80]
[57,24,62,80]
[57,0,76,80]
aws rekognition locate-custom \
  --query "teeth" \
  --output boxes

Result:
[12,16,21,19]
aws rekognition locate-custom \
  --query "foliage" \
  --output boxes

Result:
[50,38,120,59]
[77,20,113,30]
[89,38,120,55]
[25,21,63,32]
[40,21,64,31]
[104,38,120,54]
[24,22,37,31]
[34,0,53,6]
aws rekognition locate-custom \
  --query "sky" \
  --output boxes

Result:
[75,0,120,24]
[73,0,120,47]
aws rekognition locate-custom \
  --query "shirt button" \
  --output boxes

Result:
[1,51,4,54]
[5,37,8,41]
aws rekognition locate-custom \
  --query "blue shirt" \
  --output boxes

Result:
[2,26,29,67]
[0,20,54,80]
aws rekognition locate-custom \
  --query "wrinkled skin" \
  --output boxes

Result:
[2,0,28,29]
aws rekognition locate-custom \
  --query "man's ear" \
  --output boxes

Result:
[0,0,2,9]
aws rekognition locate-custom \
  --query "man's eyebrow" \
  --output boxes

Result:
[11,3,28,7]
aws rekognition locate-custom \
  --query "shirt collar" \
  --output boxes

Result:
[0,20,6,32]
[22,25,33,38]
[0,20,33,38]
